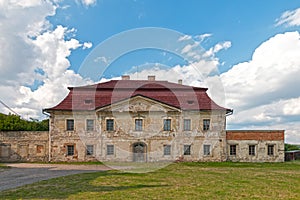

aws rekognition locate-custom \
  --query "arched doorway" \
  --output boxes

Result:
[133,142,147,162]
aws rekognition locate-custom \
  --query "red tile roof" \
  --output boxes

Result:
[44,80,232,113]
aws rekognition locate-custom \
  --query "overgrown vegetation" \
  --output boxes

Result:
[0,113,48,131]
[285,143,300,151]
[1,162,300,199]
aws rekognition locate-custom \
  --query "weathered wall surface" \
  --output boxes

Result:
[0,131,49,162]
[48,97,227,162]
[226,130,285,162]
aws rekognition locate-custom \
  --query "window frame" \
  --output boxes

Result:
[66,119,74,131]
[267,145,274,156]
[86,145,94,156]
[163,145,171,156]
[106,119,114,131]
[203,119,210,131]
[107,144,114,155]
[249,145,255,156]
[86,119,94,131]
[67,145,74,156]
[163,119,171,131]
[229,145,237,156]
[183,119,191,131]
[135,119,143,131]
[183,145,191,155]
[203,144,211,156]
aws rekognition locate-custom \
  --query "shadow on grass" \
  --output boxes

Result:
[0,170,169,199]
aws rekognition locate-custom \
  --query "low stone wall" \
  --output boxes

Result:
[0,131,49,162]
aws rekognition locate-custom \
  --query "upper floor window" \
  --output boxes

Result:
[230,145,237,155]
[203,119,210,131]
[135,119,143,131]
[163,119,171,131]
[86,119,94,131]
[106,119,114,131]
[249,145,255,156]
[183,119,191,131]
[204,144,211,156]
[268,145,274,156]
[66,119,74,131]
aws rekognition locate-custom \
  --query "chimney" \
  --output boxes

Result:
[178,79,183,85]
[122,75,130,80]
[148,75,155,81]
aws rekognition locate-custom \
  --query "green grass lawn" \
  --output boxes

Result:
[1,162,300,199]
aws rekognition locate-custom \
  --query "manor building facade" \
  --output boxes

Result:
[40,75,284,163]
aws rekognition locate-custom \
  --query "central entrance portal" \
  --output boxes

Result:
[133,142,147,162]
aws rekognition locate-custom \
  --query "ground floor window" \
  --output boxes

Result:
[184,145,191,155]
[203,144,211,156]
[249,145,255,156]
[268,145,274,156]
[164,145,171,155]
[230,145,237,155]
[67,145,74,156]
[86,145,94,156]
[107,145,114,155]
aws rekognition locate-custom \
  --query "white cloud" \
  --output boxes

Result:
[178,35,192,41]
[83,42,93,49]
[194,33,212,42]
[204,41,232,57]
[0,1,93,119]
[78,0,97,7]
[221,31,300,143]
[276,7,300,27]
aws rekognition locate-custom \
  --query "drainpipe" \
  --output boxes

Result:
[42,110,51,162]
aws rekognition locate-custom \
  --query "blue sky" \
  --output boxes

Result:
[1,0,300,143]
[50,1,300,75]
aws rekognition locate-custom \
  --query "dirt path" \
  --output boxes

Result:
[0,163,111,192]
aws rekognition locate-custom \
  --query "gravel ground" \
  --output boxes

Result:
[0,163,111,192]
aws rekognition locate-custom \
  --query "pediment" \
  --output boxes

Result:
[96,95,180,113]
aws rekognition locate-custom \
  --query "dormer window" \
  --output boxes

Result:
[84,99,93,104]
[187,100,194,104]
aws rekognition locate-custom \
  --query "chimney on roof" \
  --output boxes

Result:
[148,75,155,81]
[178,79,183,85]
[122,75,130,80]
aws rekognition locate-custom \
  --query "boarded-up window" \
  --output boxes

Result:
[0,143,11,158]
[36,145,44,154]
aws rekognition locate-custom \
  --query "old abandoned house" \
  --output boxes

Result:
[0,75,285,162]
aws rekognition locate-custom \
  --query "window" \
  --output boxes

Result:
[230,145,237,155]
[86,145,94,156]
[164,145,171,156]
[66,119,74,131]
[268,145,274,156]
[204,145,211,156]
[84,99,93,104]
[67,145,74,156]
[86,119,94,131]
[203,119,210,131]
[249,145,255,156]
[135,119,143,131]
[184,145,191,155]
[183,119,191,131]
[106,119,114,131]
[163,119,171,131]
[107,145,114,155]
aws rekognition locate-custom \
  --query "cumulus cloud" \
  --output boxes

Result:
[222,31,300,143]
[276,7,300,27]
[0,1,92,119]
